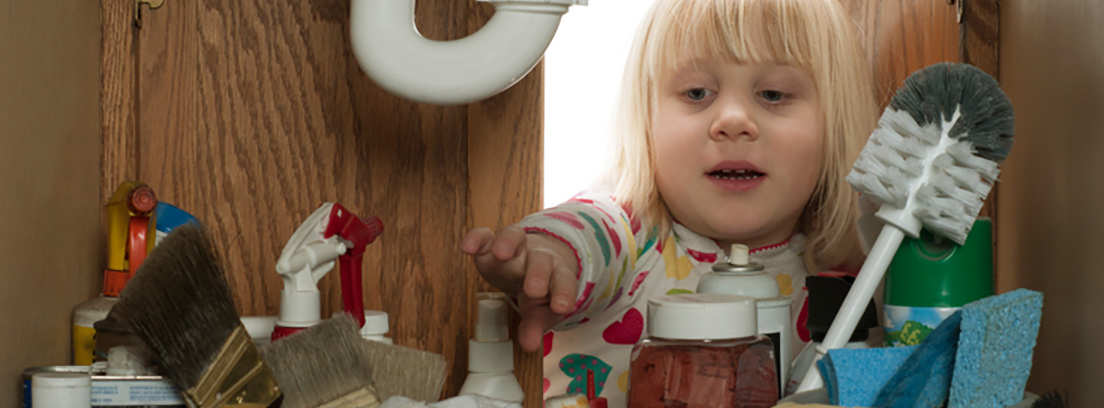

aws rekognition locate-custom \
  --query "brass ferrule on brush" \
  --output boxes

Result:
[184,325,282,408]
[317,385,381,408]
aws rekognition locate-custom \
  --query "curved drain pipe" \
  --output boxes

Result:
[350,0,585,105]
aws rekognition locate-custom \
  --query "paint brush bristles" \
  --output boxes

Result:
[115,224,281,407]
[263,314,380,408]
[116,224,238,389]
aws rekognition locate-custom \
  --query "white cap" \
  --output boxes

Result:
[729,244,749,265]
[361,310,390,336]
[32,373,91,408]
[647,294,757,340]
[468,292,513,373]
[241,316,278,339]
[474,293,508,342]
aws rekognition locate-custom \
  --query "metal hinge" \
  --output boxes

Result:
[134,0,165,28]
[948,0,965,23]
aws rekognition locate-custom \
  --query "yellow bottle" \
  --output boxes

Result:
[72,181,158,365]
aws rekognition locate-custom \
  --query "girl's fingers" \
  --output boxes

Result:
[517,298,561,353]
[548,263,578,315]
[492,225,527,261]
[523,249,555,300]
[461,228,495,255]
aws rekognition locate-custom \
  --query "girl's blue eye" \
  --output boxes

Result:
[685,88,712,101]
[759,90,787,103]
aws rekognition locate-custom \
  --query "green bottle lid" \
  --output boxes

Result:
[884,218,994,307]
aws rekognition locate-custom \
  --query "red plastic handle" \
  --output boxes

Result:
[324,203,384,328]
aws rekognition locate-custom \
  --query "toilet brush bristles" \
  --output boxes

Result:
[847,62,1014,244]
[115,224,282,407]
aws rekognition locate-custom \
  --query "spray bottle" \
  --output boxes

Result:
[271,202,383,340]
[459,292,524,402]
[72,181,157,365]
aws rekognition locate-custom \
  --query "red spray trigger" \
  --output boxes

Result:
[587,369,608,408]
[323,203,384,328]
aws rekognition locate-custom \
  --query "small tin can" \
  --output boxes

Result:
[22,366,186,408]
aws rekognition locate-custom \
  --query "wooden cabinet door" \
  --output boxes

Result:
[101,0,541,404]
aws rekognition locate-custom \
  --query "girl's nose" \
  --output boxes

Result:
[709,99,759,142]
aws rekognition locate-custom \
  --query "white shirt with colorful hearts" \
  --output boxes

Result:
[519,194,811,408]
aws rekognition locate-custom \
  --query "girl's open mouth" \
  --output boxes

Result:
[708,169,765,180]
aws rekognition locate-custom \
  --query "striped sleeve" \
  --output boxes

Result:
[517,194,642,329]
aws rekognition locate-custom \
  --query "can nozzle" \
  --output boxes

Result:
[728,243,749,266]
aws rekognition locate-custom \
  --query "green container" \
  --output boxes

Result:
[883,218,994,346]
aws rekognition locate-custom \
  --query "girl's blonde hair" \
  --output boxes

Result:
[599,0,877,271]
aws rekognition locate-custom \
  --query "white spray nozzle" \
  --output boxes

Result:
[729,244,749,266]
[475,293,509,342]
[275,203,347,327]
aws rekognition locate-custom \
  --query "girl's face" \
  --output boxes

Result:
[652,59,823,249]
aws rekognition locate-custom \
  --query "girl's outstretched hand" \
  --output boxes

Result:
[461,225,579,353]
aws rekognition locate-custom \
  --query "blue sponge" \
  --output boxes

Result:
[949,288,1043,408]
[817,345,918,406]
[873,311,962,408]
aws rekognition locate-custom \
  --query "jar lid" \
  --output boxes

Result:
[647,294,757,340]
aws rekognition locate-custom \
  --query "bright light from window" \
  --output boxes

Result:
[543,1,656,209]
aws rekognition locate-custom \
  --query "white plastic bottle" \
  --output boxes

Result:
[459,292,524,402]
[360,310,393,344]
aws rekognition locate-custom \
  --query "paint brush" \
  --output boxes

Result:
[114,224,282,407]
[262,314,381,408]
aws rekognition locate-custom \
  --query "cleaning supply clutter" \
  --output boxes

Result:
[787,275,880,396]
[112,225,283,407]
[697,243,793,397]
[272,202,383,340]
[808,289,1043,408]
[72,181,199,366]
[627,294,778,407]
[796,61,1015,392]
[459,292,524,403]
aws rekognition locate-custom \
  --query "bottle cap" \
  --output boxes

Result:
[647,294,757,340]
[885,218,994,307]
[361,310,390,336]
[586,369,607,408]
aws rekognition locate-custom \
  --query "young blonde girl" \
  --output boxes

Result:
[462,0,877,405]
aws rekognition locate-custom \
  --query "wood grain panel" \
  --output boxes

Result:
[101,0,541,401]
[467,5,546,406]
[102,0,139,204]
[840,0,960,108]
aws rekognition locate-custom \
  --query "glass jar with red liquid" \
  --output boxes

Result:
[627,294,778,408]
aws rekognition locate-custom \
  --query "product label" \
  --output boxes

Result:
[73,324,97,366]
[882,305,960,347]
[91,380,186,406]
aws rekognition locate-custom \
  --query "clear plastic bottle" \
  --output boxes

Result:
[628,294,778,408]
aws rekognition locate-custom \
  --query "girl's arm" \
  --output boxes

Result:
[516,194,640,329]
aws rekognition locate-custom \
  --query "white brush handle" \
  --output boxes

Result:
[795,224,905,393]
